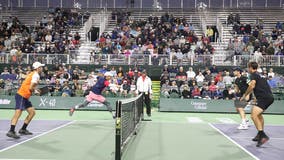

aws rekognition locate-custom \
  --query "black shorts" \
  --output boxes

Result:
[15,93,33,110]
[256,97,274,110]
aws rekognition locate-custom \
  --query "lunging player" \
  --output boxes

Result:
[69,72,115,118]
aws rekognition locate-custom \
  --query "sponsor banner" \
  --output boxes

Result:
[0,96,119,110]
[159,98,284,114]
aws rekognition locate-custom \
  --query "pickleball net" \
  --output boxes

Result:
[115,94,144,160]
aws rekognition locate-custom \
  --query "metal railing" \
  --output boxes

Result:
[1,53,71,65]
[1,53,284,67]
[0,0,283,9]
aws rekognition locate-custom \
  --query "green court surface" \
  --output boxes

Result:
[0,109,284,160]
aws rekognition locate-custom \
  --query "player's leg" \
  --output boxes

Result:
[7,109,22,139]
[251,106,269,147]
[69,100,90,116]
[7,94,25,139]
[259,114,264,130]
[251,106,263,131]
[102,100,116,119]
[236,107,248,130]
[252,113,264,142]
[69,92,92,116]
[19,107,35,135]
[144,93,151,117]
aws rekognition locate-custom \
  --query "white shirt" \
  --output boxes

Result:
[186,71,196,79]
[45,35,52,42]
[223,75,233,85]
[196,74,205,82]
[10,48,17,56]
[268,72,275,78]
[31,72,40,84]
[136,76,152,94]
[176,51,183,59]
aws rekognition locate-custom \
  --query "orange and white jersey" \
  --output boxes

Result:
[17,71,40,99]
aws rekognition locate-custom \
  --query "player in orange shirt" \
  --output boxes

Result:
[6,62,45,139]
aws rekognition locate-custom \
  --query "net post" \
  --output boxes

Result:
[115,100,121,160]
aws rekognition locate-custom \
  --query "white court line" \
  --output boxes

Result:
[0,121,75,153]
[230,136,284,140]
[208,123,260,160]
[187,117,204,123]
[216,118,237,124]
[0,159,51,160]
[0,131,43,134]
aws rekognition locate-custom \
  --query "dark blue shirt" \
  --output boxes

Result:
[91,77,108,95]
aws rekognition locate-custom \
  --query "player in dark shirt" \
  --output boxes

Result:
[241,62,274,147]
[69,72,115,118]
[233,67,250,130]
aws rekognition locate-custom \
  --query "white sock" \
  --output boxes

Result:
[241,119,247,124]
[75,105,80,109]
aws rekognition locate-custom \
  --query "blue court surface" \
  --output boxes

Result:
[0,120,72,152]
[211,123,284,160]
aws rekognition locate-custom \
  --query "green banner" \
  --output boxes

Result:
[0,96,119,110]
[159,98,284,114]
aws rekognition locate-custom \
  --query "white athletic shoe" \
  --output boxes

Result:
[238,123,249,130]
[112,112,116,119]
[246,120,250,127]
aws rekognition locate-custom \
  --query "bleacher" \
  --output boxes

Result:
[71,8,283,65]
[1,6,283,66]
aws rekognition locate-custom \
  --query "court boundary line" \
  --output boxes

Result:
[0,159,51,160]
[229,136,284,140]
[0,120,75,153]
[208,123,260,160]
[0,131,44,134]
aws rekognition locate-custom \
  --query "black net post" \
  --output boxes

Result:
[115,101,121,160]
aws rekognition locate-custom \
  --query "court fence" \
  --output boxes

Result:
[1,53,284,67]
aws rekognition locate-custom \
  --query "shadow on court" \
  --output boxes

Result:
[212,124,284,160]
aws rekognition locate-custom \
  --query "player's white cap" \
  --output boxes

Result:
[32,62,45,69]
[104,72,113,77]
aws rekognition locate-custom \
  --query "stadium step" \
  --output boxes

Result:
[151,81,161,108]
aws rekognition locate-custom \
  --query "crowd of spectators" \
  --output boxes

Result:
[160,65,284,100]
[0,8,89,64]
[94,11,215,65]
[0,64,142,98]
[226,13,284,64]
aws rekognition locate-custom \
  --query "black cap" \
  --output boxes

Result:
[233,67,242,72]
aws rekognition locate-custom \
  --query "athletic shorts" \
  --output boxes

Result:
[86,91,105,103]
[256,97,274,110]
[15,93,33,110]
[234,99,248,108]
[234,94,252,108]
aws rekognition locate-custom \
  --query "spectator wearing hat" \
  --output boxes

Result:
[120,79,130,97]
